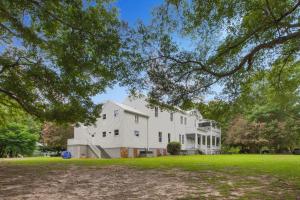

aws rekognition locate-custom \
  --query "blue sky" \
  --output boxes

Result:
[92,0,163,104]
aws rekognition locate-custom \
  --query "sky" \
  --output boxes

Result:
[92,0,163,104]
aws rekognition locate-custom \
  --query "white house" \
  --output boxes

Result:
[67,96,221,158]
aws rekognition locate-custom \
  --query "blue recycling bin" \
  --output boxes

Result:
[61,150,72,159]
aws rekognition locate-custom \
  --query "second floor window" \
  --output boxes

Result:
[170,113,173,121]
[184,117,187,125]
[180,116,183,124]
[134,115,139,123]
[155,107,158,117]
[102,114,106,119]
[102,131,106,137]
[158,132,162,142]
[168,133,171,143]
[114,129,119,136]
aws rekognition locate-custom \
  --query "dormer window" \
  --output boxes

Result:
[114,110,119,117]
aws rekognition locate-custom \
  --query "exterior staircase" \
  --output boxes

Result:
[88,144,101,158]
[96,145,111,158]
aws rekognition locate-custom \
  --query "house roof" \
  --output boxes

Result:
[110,101,149,118]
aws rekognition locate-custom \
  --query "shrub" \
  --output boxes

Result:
[167,142,181,155]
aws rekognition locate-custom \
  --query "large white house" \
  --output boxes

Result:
[67,96,221,158]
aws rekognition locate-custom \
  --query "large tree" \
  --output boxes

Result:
[128,0,300,105]
[0,0,129,124]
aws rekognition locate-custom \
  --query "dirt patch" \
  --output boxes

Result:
[0,165,299,200]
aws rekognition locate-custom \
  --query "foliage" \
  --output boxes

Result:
[0,123,38,157]
[41,122,73,151]
[0,0,134,124]
[167,141,181,155]
[224,62,300,152]
[125,0,300,106]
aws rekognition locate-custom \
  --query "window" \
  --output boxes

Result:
[134,130,139,137]
[114,129,119,136]
[170,113,173,121]
[102,114,106,119]
[181,135,184,144]
[102,131,106,137]
[198,136,200,145]
[179,134,181,143]
[216,137,220,146]
[114,110,119,117]
[212,136,216,146]
[184,117,187,125]
[202,135,206,145]
[134,115,139,123]
[180,116,183,124]
[168,133,171,143]
[158,132,162,142]
[155,107,158,117]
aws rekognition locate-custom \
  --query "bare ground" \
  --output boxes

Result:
[0,165,299,200]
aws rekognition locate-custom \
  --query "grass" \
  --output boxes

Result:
[1,155,300,199]
[1,154,300,184]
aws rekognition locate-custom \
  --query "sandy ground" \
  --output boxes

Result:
[0,165,299,200]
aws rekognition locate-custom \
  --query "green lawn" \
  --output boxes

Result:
[1,154,300,199]
[1,154,300,184]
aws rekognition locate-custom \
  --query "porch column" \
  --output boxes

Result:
[195,133,197,149]
[199,134,202,148]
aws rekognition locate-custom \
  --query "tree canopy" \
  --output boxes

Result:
[0,0,130,124]
[127,0,300,106]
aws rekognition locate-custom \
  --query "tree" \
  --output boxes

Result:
[0,123,38,157]
[41,122,73,151]
[225,61,300,152]
[127,0,300,105]
[0,0,130,124]
[225,115,268,153]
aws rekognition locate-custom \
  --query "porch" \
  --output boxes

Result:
[184,133,221,154]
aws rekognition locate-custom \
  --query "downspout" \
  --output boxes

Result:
[146,117,149,151]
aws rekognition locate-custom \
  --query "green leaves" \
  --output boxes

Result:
[0,0,126,124]
[127,0,300,105]
[0,122,39,157]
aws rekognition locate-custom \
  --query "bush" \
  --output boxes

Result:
[0,123,38,157]
[167,142,181,155]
